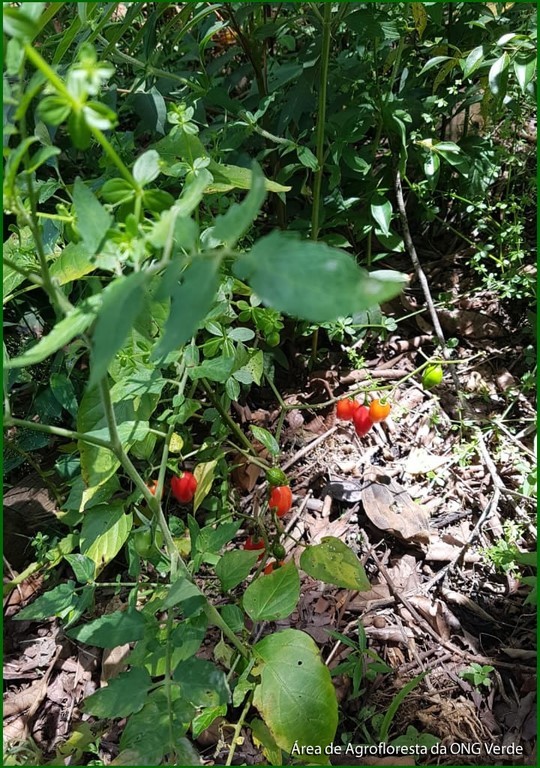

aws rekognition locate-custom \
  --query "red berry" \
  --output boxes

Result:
[336,398,357,421]
[244,536,265,559]
[264,560,284,575]
[269,485,293,517]
[170,471,197,503]
[353,405,374,437]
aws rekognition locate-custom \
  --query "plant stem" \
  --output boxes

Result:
[3,415,112,450]
[203,601,250,659]
[311,1,332,242]
[97,380,186,579]
[199,378,255,454]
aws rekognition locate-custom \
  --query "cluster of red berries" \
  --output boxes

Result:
[336,397,391,436]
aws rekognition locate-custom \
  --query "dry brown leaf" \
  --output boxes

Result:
[361,467,431,544]
[3,679,47,718]
[101,644,131,686]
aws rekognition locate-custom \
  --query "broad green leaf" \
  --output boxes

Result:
[3,228,37,301]
[513,50,536,93]
[173,658,230,708]
[50,372,78,418]
[50,242,96,285]
[3,6,41,40]
[73,178,113,254]
[462,45,484,78]
[300,537,370,590]
[171,615,208,661]
[162,576,206,615]
[14,581,77,621]
[133,149,161,186]
[153,255,221,359]
[419,55,452,75]
[250,426,280,456]
[83,667,152,718]
[5,295,101,368]
[296,145,319,171]
[77,384,151,507]
[101,178,135,205]
[193,460,217,513]
[188,355,235,382]
[243,561,300,621]
[250,718,283,767]
[234,232,405,322]
[66,608,147,647]
[489,52,510,96]
[64,554,96,583]
[37,94,71,125]
[212,163,266,248]
[216,550,261,592]
[89,272,148,387]
[370,193,393,236]
[119,692,198,765]
[80,504,132,572]
[252,629,338,761]
[207,161,290,194]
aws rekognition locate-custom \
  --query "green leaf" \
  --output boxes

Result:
[77,384,150,507]
[296,145,319,171]
[250,426,280,456]
[5,295,101,368]
[212,163,266,248]
[513,50,536,93]
[173,658,230,708]
[207,161,290,193]
[162,576,206,615]
[83,667,152,718]
[64,554,96,583]
[252,629,338,761]
[152,256,221,359]
[73,178,113,255]
[188,355,235,382]
[133,149,161,186]
[50,372,78,418]
[101,178,135,205]
[89,272,148,387]
[80,504,132,573]
[489,52,510,96]
[462,45,484,78]
[37,94,72,125]
[370,193,393,236]
[14,581,77,621]
[300,537,370,590]
[234,232,405,322]
[3,6,41,40]
[193,460,217,513]
[243,561,300,621]
[49,242,96,285]
[66,608,147,647]
[216,550,261,591]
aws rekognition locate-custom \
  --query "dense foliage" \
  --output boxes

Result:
[3,3,536,766]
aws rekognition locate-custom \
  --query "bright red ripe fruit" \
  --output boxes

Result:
[244,536,265,555]
[369,399,391,423]
[353,405,374,437]
[269,485,293,517]
[264,560,284,575]
[336,398,358,421]
[170,471,197,503]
